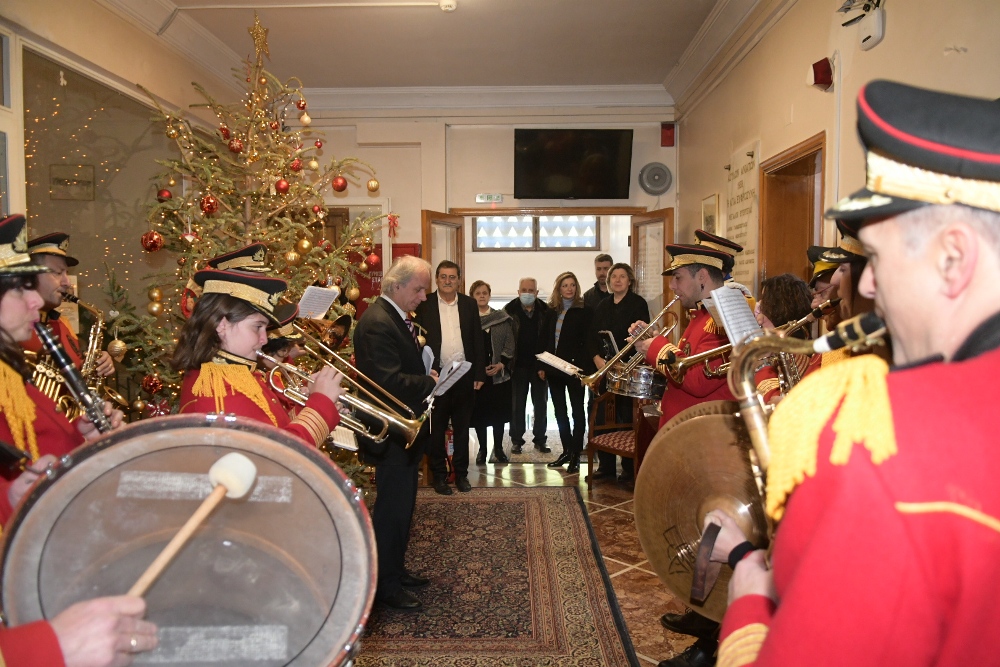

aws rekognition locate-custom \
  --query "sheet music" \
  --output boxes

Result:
[422,346,435,375]
[710,286,762,350]
[327,426,358,452]
[535,352,582,377]
[297,286,340,319]
[433,360,472,396]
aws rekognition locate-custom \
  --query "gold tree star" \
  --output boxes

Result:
[248,12,270,65]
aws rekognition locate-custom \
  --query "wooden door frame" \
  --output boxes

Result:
[630,207,679,343]
[421,209,466,287]
[758,132,825,284]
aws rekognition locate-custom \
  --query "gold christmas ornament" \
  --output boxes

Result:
[296,238,313,254]
[342,303,356,316]
[166,127,179,139]
[299,111,312,126]
[358,261,368,272]
[367,178,380,192]
[285,250,302,266]
[107,338,127,363]
[308,159,320,171]
[147,301,164,316]
[132,399,148,413]
[148,287,163,302]
[345,287,360,302]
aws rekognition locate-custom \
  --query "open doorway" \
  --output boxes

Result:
[759,132,825,282]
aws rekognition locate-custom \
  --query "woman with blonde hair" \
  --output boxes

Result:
[539,271,592,474]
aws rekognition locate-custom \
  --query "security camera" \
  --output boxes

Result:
[439,0,457,11]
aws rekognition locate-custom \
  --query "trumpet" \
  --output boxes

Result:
[257,352,426,449]
[577,296,681,393]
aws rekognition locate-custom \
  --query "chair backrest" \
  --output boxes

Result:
[587,391,635,437]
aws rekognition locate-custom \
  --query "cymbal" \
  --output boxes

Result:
[634,412,769,622]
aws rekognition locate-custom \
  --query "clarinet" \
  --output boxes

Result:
[33,323,113,433]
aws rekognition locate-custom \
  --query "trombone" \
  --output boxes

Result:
[257,351,424,449]
[577,296,681,393]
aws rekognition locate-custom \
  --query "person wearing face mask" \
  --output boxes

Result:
[173,266,344,448]
[503,277,550,455]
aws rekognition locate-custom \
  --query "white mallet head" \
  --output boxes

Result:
[208,453,258,499]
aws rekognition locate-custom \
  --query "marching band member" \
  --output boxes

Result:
[711,80,1000,666]
[806,245,839,331]
[21,233,114,376]
[0,215,123,526]
[173,267,343,447]
[752,274,819,404]
[259,315,307,417]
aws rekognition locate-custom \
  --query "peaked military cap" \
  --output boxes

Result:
[828,80,1000,233]
[27,232,79,267]
[0,215,51,276]
[193,268,289,325]
[663,243,736,276]
[819,221,866,264]
[694,229,744,255]
[206,243,270,272]
[806,245,838,287]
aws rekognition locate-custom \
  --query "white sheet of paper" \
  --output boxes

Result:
[535,352,582,377]
[433,360,471,396]
[422,346,435,375]
[710,286,762,350]
[297,286,340,319]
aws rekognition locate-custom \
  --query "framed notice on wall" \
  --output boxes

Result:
[701,195,718,234]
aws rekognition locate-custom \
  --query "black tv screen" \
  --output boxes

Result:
[514,129,633,200]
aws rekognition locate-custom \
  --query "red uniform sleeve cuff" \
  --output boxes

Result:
[303,393,339,428]
[721,594,777,642]
[0,619,66,666]
[645,336,668,365]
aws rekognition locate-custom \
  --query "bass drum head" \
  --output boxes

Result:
[1,414,376,666]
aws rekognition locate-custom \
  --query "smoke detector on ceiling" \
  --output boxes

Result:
[440,0,457,11]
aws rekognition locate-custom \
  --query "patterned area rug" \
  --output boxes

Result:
[357,487,639,666]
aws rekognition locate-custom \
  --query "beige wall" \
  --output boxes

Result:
[677,0,1000,247]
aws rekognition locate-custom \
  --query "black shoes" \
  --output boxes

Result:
[657,636,717,667]
[590,468,616,480]
[535,443,552,453]
[566,458,580,474]
[618,472,635,484]
[400,572,430,588]
[476,450,487,465]
[433,480,453,495]
[455,477,472,492]
[511,444,523,454]
[377,588,422,611]
[493,449,510,464]
[547,452,571,468]
[659,611,720,639]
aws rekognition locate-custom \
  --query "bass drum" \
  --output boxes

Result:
[606,364,666,399]
[0,414,376,666]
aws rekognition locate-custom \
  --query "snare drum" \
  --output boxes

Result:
[607,364,666,399]
[0,414,376,666]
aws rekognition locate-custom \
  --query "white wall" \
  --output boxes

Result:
[676,0,1000,247]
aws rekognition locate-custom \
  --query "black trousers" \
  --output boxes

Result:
[510,366,548,445]
[427,377,474,480]
[548,373,585,456]
[371,460,420,596]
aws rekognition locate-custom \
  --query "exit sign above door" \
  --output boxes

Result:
[476,193,504,203]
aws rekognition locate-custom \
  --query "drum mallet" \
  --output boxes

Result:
[127,453,257,597]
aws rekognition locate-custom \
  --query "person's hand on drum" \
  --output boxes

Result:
[51,595,158,667]
[7,454,57,510]
[309,366,345,405]
[77,402,125,441]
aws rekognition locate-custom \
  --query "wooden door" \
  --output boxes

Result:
[421,210,465,291]
[631,208,679,342]
[759,133,825,284]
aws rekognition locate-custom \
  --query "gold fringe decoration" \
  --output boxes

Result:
[703,316,724,335]
[821,348,851,367]
[0,362,39,461]
[766,355,896,521]
[191,363,278,426]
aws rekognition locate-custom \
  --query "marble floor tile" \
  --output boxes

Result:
[603,558,632,576]
[610,567,697,663]
[587,508,645,565]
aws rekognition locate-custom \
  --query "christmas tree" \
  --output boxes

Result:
[106,13,384,417]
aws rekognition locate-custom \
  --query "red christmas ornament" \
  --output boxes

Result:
[141,230,164,252]
[289,158,303,172]
[331,175,348,192]
[334,275,342,285]
[386,213,400,239]
[296,99,307,110]
[314,140,323,149]
[269,120,280,131]
[219,124,231,140]
[275,178,290,194]
[312,205,323,214]
[200,194,219,214]
[141,374,164,394]
[366,253,380,268]
[228,138,244,154]
[156,189,172,202]
[145,399,171,418]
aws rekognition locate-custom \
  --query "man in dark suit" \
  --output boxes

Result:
[354,255,438,611]
[414,260,486,495]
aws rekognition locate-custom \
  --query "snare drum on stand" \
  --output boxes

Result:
[0,414,376,666]
[606,363,666,400]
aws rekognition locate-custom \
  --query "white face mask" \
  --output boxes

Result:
[519,293,536,306]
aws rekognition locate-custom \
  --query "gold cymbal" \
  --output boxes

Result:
[634,411,769,622]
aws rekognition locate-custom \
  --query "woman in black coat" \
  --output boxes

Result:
[588,262,650,482]
[539,271,592,474]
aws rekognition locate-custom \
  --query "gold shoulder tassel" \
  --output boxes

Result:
[191,363,278,426]
[766,355,896,521]
[0,362,39,460]
[703,317,724,335]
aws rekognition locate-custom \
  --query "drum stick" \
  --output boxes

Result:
[128,453,257,597]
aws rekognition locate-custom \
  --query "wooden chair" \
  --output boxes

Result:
[585,391,636,489]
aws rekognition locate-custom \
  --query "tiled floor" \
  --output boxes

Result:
[460,457,698,666]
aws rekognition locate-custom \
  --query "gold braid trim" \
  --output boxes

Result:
[821,348,851,368]
[655,342,682,367]
[191,363,278,426]
[0,362,38,461]
[895,502,1000,535]
[291,407,330,447]
[766,355,896,521]
[703,316,724,335]
[756,378,781,397]
[718,623,769,667]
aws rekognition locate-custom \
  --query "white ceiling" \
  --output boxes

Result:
[96,0,779,114]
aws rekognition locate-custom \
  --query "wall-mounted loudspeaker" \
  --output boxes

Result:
[638,162,672,196]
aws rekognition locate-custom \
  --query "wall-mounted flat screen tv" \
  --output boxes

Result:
[514,129,633,200]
